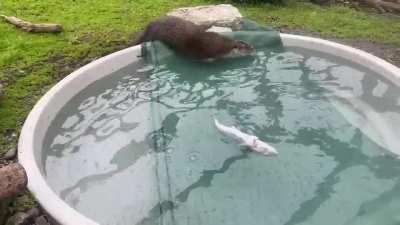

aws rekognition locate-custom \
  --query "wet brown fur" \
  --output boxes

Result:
[134,16,252,59]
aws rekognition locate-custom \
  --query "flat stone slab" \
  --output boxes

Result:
[167,4,243,29]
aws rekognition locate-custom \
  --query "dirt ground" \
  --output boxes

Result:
[280,27,400,68]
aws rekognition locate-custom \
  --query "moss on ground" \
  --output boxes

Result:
[0,0,399,220]
[7,191,36,215]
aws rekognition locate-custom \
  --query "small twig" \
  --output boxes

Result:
[1,15,62,33]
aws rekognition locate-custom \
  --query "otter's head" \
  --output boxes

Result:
[223,40,253,58]
[232,40,253,56]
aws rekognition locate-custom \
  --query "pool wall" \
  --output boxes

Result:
[18,34,400,225]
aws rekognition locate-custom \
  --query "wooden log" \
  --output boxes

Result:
[310,0,400,13]
[0,15,62,33]
[356,0,400,13]
[0,163,27,200]
[378,0,400,12]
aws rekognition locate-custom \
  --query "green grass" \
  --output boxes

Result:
[0,0,399,219]
[239,1,400,44]
[0,0,210,153]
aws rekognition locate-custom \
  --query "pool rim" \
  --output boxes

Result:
[18,34,400,225]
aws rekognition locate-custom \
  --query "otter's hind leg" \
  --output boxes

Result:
[133,31,146,46]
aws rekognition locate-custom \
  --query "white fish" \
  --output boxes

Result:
[214,119,278,156]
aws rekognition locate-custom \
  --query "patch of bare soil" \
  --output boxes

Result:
[280,27,400,68]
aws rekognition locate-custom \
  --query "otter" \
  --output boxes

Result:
[134,16,253,60]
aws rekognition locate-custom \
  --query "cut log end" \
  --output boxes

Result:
[359,0,400,12]
[1,15,62,33]
[0,163,28,200]
[310,0,400,13]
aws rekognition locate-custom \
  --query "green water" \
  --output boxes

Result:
[43,46,400,225]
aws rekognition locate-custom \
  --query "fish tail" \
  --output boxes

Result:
[214,118,229,134]
[214,118,220,127]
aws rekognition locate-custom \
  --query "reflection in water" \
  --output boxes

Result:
[137,151,249,225]
[147,113,179,153]
[43,47,400,225]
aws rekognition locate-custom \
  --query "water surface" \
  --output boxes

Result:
[43,46,400,225]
